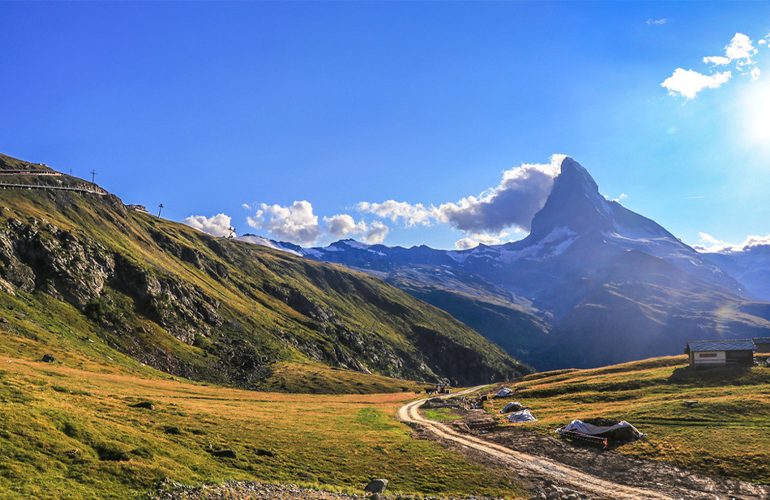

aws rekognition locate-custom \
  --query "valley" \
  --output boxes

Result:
[1,153,768,499]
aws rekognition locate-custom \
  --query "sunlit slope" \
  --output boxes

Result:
[0,353,527,500]
[501,355,770,484]
[0,154,530,390]
[541,250,770,369]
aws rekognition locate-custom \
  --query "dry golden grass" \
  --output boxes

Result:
[0,350,525,500]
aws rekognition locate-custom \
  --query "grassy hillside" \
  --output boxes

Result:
[0,345,527,499]
[485,355,770,484]
[0,153,530,389]
[388,272,552,369]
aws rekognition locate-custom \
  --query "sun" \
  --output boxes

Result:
[741,81,770,146]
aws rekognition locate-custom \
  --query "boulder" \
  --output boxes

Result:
[42,354,57,363]
[211,449,237,459]
[364,479,388,493]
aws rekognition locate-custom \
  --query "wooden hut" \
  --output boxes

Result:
[685,340,756,368]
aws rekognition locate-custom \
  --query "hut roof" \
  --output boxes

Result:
[687,339,756,352]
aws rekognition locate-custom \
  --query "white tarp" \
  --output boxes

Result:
[495,387,514,398]
[559,419,644,438]
[507,409,537,423]
[501,401,525,414]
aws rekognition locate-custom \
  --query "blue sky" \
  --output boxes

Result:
[1,2,769,251]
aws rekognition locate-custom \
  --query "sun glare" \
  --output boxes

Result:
[742,82,770,146]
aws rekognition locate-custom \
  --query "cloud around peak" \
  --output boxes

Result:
[241,154,571,249]
[357,154,566,248]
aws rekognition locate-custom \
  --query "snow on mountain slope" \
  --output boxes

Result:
[237,234,304,257]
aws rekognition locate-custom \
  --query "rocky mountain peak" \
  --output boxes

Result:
[528,157,614,242]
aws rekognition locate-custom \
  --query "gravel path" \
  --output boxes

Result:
[397,393,673,500]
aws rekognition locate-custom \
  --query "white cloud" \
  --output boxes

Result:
[694,232,770,253]
[701,33,757,70]
[247,200,322,246]
[323,214,389,244]
[364,221,390,245]
[742,234,770,248]
[661,69,732,99]
[183,213,234,238]
[647,19,667,26]
[454,231,510,250]
[605,193,627,202]
[358,155,565,236]
[355,200,436,227]
[724,33,756,63]
[664,32,764,99]
[703,56,731,66]
[245,201,390,246]
[325,214,367,239]
[760,40,767,46]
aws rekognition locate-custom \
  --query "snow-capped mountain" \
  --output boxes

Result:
[700,243,770,302]
[434,157,746,303]
[242,157,770,369]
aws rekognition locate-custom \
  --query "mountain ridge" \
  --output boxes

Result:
[0,153,530,390]
[247,157,769,369]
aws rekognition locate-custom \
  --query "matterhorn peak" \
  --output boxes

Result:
[528,157,614,241]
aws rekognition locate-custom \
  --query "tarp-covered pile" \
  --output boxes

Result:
[500,401,526,413]
[494,387,514,398]
[556,418,644,444]
[507,409,537,423]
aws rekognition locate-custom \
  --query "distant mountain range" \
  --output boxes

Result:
[700,245,770,303]
[242,157,770,370]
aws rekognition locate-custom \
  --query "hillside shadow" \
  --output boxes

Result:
[667,365,751,385]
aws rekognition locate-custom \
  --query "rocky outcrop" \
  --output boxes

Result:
[0,216,225,347]
[0,217,114,307]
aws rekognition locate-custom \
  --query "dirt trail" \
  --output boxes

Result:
[397,388,768,500]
